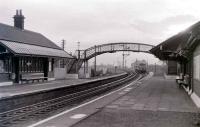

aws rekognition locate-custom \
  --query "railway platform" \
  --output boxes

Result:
[0,73,124,99]
[30,75,199,127]
[73,76,199,127]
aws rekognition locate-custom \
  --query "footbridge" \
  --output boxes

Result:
[67,42,154,73]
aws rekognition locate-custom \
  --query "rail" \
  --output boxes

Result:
[0,72,141,127]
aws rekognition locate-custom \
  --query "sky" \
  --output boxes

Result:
[1,0,200,66]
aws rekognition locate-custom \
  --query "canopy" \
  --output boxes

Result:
[0,40,74,58]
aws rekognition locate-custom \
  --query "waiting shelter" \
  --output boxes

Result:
[151,21,200,107]
[0,10,73,85]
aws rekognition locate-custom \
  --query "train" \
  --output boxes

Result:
[131,60,147,73]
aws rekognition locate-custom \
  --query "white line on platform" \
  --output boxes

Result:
[70,114,87,119]
[30,81,60,86]
[118,92,125,95]
[28,75,142,127]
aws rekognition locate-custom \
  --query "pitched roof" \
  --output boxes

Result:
[0,23,74,58]
[0,23,61,50]
[0,40,73,58]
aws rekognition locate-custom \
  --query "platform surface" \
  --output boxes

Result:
[29,76,199,127]
[72,76,199,127]
[0,74,122,99]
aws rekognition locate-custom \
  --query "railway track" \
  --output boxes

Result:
[0,72,140,127]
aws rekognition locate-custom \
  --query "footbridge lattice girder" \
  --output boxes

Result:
[68,42,154,73]
[80,43,154,60]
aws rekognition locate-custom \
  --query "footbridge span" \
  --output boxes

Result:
[67,42,154,73]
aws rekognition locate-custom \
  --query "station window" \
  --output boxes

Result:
[19,57,44,73]
[60,59,65,68]
[0,60,4,73]
[0,58,12,73]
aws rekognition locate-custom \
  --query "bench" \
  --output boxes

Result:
[176,73,184,84]
[20,73,47,84]
[177,74,189,88]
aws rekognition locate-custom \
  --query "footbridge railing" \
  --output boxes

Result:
[68,42,154,73]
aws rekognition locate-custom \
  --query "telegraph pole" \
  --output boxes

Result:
[121,44,125,69]
[62,39,65,50]
[77,42,80,51]
[121,44,130,69]
[76,42,80,73]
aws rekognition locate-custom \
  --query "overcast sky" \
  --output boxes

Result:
[1,0,199,66]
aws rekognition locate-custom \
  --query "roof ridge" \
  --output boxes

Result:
[0,23,62,50]
[0,22,39,34]
[0,39,63,50]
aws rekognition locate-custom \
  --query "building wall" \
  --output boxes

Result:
[53,58,69,80]
[193,44,200,96]
[0,73,9,82]
[0,55,12,82]
[167,61,178,75]
[54,68,66,79]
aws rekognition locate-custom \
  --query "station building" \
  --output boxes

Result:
[151,21,200,107]
[0,10,73,85]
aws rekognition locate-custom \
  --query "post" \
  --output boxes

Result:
[121,44,130,69]
[122,53,125,69]
[84,50,86,74]
[14,57,20,83]
[76,50,80,73]
[77,42,80,50]
[84,61,86,74]
[125,58,127,69]
[94,45,97,76]
[86,60,88,73]
[76,42,80,73]
[44,58,49,79]
[78,49,80,59]
[62,39,65,50]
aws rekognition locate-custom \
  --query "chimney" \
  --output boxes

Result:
[13,9,25,29]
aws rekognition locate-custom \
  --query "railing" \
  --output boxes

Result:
[73,43,154,60]
[67,42,154,73]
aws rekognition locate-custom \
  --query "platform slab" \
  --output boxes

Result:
[0,74,123,99]
[72,76,199,127]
